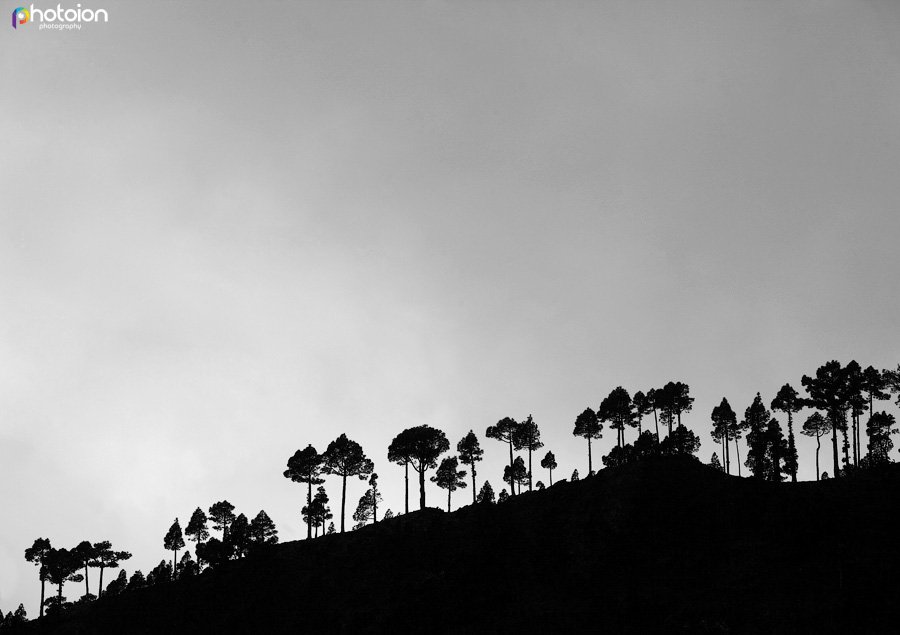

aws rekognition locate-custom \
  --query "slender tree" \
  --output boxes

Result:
[632,390,652,436]
[321,434,375,532]
[710,397,736,474]
[845,361,866,466]
[486,417,520,494]
[89,543,131,597]
[456,430,484,504]
[710,452,722,471]
[598,387,634,448]
[765,418,788,482]
[540,450,557,485]
[208,501,236,540]
[44,548,83,609]
[801,412,829,480]
[802,361,849,477]
[392,425,449,510]
[513,415,543,491]
[477,480,495,504]
[771,384,803,482]
[283,445,324,539]
[185,508,209,568]
[368,473,382,522]
[647,388,660,440]
[431,456,468,512]
[503,456,528,495]
[865,411,897,465]
[24,538,52,618]
[352,488,379,527]
[861,366,890,460]
[573,407,602,474]
[73,541,96,597]
[163,519,185,578]
[388,431,414,514]
[227,514,250,559]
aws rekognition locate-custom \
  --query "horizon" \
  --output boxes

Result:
[3,0,900,618]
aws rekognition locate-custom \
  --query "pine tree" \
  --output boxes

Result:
[89,542,131,597]
[24,538,52,618]
[571,469,580,481]
[73,541,96,597]
[598,386,634,448]
[367,473,382,522]
[801,412,829,480]
[710,452,722,471]
[431,456,467,511]
[498,489,509,503]
[388,426,448,510]
[743,393,772,479]
[103,570,127,597]
[513,415,544,491]
[178,552,199,578]
[185,508,209,568]
[321,434,375,533]
[503,456,528,495]
[227,514,251,559]
[710,397,737,474]
[163,519,185,578]
[632,390,653,436]
[248,510,279,550]
[540,450,557,485]
[573,407,602,474]
[486,417,520,494]
[283,445,324,539]
[457,430,484,503]
[352,487,380,526]
[208,501,236,540]
[126,570,145,591]
[477,480,495,504]
[866,411,897,465]
[44,548,83,609]
[802,361,850,478]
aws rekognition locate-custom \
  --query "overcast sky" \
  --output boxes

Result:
[2,0,900,615]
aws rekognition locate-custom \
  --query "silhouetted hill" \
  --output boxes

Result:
[20,457,900,634]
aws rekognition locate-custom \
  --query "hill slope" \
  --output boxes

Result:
[21,457,900,634]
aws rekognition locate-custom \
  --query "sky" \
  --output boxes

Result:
[2,0,900,616]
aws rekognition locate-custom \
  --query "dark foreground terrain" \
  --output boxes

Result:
[20,457,900,634]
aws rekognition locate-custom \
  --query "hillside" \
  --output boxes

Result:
[19,457,900,634]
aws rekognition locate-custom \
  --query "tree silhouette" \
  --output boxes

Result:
[457,430,484,503]
[208,501,236,540]
[163,519,185,578]
[513,415,543,491]
[0,604,27,627]
[771,384,803,482]
[486,417,520,494]
[845,361,866,466]
[710,397,737,474]
[178,552,199,578]
[146,560,172,586]
[248,510,279,550]
[302,485,332,537]
[24,537,51,618]
[321,433,375,533]
[327,522,335,535]
[387,432,414,514]
[383,509,394,519]
[536,481,545,490]
[660,423,701,457]
[743,393,772,479]
[865,411,897,465]
[498,489,509,503]
[352,480,383,526]
[44,548,83,610]
[368,473,382,522]
[632,390,652,436]
[283,445,324,539]
[477,480,495,504]
[540,450,557,485]
[647,388,660,440]
[571,469,579,481]
[573,407,602,474]
[103,570,127,597]
[765,418,788,481]
[861,366,890,453]
[195,539,227,570]
[710,452,722,471]
[801,412,829,480]
[503,456,528,494]
[431,456,467,511]
[126,570,145,592]
[227,514,250,559]
[185,508,209,568]
[74,541,96,597]
[802,361,850,477]
[598,386,634,448]
[390,425,448,510]
[89,542,131,598]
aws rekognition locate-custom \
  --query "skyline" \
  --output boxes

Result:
[3,0,900,616]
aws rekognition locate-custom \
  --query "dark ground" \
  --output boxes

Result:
[18,456,900,634]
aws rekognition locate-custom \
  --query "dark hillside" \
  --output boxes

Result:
[21,457,900,634]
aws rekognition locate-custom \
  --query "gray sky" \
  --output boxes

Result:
[2,0,900,615]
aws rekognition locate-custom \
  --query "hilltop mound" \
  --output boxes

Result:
[21,457,900,634]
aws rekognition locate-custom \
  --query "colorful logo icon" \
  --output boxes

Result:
[12,6,29,28]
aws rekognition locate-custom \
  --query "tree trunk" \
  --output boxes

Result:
[447,488,451,512]
[404,462,409,514]
[527,448,533,492]
[307,480,313,539]
[587,437,593,474]
[173,548,178,580]
[471,465,477,504]
[83,563,89,596]
[340,473,347,533]
[507,440,515,496]
[831,416,840,477]
[735,438,742,477]
[419,466,426,509]
[788,413,797,483]
[815,434,821,481]
[98,566,105,598]
[40,576,45,618]
[653,408,659,441]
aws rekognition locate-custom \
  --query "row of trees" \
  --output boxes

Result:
[708,361,900,481]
